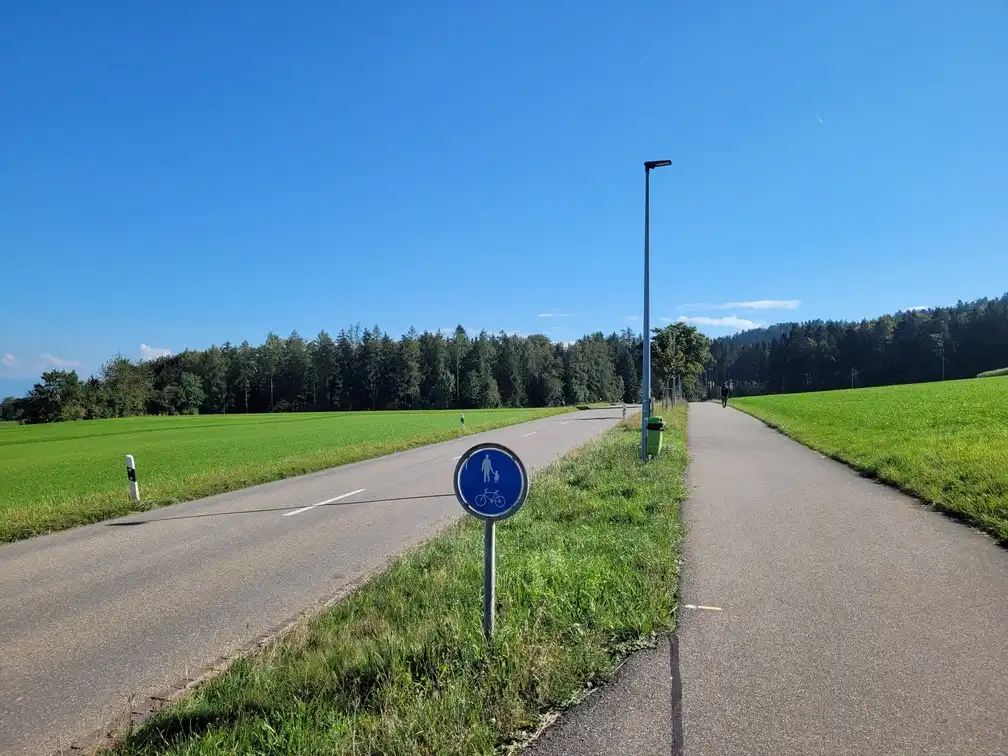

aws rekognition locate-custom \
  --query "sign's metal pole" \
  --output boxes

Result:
[453,443,527,643]
[483,519,496,641]
[641,165,651,462]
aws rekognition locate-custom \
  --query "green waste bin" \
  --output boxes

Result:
[646,416,665,458]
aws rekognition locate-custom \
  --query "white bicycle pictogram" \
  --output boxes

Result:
[475,490,506,509]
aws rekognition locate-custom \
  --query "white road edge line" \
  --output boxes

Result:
[283,488,367,517]
[561,420,570,425]
[521,431,537,437]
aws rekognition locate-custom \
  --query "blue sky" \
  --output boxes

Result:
[3,0,1007,393]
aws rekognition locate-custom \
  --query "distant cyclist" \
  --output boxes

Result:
[721,381,730,408]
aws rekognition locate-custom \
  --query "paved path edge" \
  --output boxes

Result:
[521,635,675,756]
[732,403,1007,548]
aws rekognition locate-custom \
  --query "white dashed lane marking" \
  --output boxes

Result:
[283,488,367,517]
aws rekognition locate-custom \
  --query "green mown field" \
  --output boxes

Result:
[734,378,1008,544]
[0,408,571,543]
[112,406,688,756]
[978,367,1008,378]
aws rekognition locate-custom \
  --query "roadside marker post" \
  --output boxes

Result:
[125,454,140,503]
[453,443,529,641]
[460,412,465,435]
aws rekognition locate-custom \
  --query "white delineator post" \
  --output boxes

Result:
[125,454,140,502]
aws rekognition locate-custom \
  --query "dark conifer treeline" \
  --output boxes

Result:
[2,327,681,423]
[6,292,1005,423]
[709,293,1008,396]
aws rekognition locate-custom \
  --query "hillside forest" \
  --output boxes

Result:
[1,324,708,424]
[3,292,1006,424]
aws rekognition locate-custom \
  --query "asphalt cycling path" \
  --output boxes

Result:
[0,407,631,756]
[526,402,1007,756]
[678,402,1008,756]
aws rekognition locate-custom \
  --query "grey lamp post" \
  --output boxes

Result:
[641,159,671,462]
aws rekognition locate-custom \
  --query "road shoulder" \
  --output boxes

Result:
[522,636,673,756]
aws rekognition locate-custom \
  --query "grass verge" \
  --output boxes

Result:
[734,379,1008,544]
[110,403,688,755]
[0,407,573,543]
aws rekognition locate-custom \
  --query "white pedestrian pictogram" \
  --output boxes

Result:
[482,454,495,483]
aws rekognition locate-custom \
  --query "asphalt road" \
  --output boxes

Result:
[0,407,631,756]
[678,402,1008,755]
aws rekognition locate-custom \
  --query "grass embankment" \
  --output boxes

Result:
[734,378,1008,544]
[0,408,573,543]
[978,367,1008,378]
[111,404,688,756]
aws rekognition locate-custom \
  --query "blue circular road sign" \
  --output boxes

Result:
[453,443,529,521]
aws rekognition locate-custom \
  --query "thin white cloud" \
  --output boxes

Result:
[536,311,571,318]
[2,353,16,368]
[731,299,800,310]
[39,353,82,369]
[139,344,173,361]
[681,299,800,312]
[905,305,930,312]
[677,315,765,330]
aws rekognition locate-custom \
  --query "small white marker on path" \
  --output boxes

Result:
[520,431,537,437]
[284,488,366,517]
